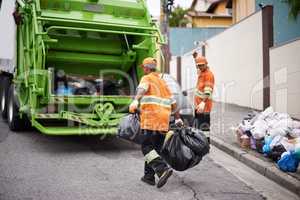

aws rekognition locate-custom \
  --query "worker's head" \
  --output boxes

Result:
[195,56,208,72]
[141,57,157,74]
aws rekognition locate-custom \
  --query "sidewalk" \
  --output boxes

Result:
[210,102,300,196]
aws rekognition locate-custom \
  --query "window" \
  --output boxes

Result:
[0,0,2,10]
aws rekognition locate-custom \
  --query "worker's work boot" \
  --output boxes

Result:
[141,175,155,186]
[148,157,173,188]
[141,162,155,186]
[156,168,173,188]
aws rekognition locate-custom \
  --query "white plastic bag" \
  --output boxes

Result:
[280,138,295,152]
[270,135,284,150]
[268,127,288,138]
[251,119,268,139]
[289,129,300,138]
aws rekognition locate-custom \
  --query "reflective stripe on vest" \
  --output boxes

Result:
[140,95,172,108]
[195,89,212,99]
[204,86,213,95]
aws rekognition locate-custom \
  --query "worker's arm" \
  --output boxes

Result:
[196,76,214,113]
[171,103,180,120]
[171,99,183,126]
[129,78,149,113]
[203,85,213,100]
[134,88,147,101]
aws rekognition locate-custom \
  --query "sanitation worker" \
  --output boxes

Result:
[192,52,215,144]
[129,57,183,188]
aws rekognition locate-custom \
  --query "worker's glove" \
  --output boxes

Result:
[129,100,139,113]
[175,118,184,127]
[196,102,206,113]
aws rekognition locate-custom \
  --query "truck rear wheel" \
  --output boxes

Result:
[7,85,27,131]
[0,76,11,119]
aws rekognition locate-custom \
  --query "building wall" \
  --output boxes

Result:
[170,56,177,80]
[205,10,263,109]
[256,0,300,45]
[232,0,256,23]
[178,52,198,97]
[270,39,300,119]
[170,28,225,56]
[192,17,232,27]
[173,10,264,110]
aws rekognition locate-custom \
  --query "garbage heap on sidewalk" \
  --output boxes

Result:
[235,107,300,173]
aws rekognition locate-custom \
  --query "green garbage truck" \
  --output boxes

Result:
[0,0,166,135]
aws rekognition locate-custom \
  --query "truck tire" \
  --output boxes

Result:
[0,76,11,119]
[7,85,26,131]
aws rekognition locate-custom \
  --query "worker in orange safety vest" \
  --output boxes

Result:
[129,57,183,188]
[193,52,215,144]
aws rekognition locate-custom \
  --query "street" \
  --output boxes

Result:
[0,118,298,200]
[0,0,299,199]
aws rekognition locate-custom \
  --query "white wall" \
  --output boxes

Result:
[173,11,264,109]
[270,39,300,119]
[180,51,198,92]
[205,11,264,109]
[169,56,177,80]
[0,0,16,73]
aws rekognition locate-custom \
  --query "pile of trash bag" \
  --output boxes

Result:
[235,107,300,172]
[117,115,210,171]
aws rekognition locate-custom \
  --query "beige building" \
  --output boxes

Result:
[226,0,256,23]
[187,0,257,27]
[187,0,233,28]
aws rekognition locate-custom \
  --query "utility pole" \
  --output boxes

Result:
[160,0,173,73]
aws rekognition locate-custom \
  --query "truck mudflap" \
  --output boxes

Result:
[32,102,127,135]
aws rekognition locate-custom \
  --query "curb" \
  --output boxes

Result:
[210,136,300,196]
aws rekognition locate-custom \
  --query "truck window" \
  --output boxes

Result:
[0,0,2,9]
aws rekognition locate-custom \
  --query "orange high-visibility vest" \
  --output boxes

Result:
[138,72,173,132]
[195,68,215,113]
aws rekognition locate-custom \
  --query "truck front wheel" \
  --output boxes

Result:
[7,85,27,131]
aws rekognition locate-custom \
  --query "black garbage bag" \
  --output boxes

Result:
[268,145,286,162]
[179,127,210,157]
[161,127,210,171]
[117,114,145,144]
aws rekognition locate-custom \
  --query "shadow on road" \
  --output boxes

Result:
[3,124,141,155]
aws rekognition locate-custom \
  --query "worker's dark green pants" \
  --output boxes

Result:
[194,112,211,143]
[141,129,168,178]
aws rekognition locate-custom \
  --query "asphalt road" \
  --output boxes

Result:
[0,118,298,200]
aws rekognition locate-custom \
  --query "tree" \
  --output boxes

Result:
[169,6,189,27]
[284,0,300,20]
